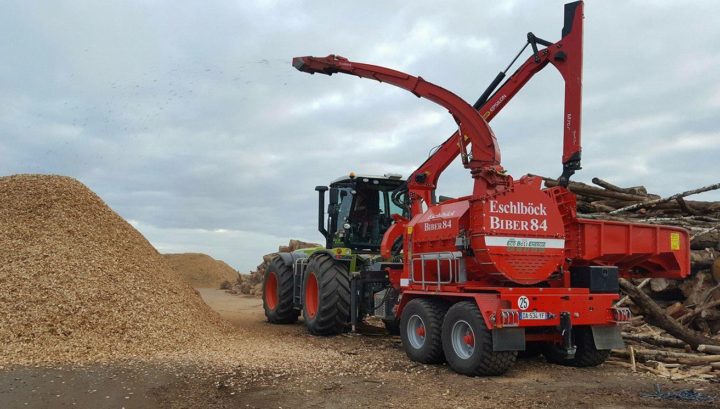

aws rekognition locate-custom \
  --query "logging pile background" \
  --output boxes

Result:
[544,176,720,249]
[544,176,720,380]
[227,239,320,296]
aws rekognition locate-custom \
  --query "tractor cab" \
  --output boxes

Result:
[315,173,406,251]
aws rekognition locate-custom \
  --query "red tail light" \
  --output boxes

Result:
[611,306,631,323]
[496,309,520,328]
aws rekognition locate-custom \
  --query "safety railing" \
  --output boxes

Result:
[409,251,465,290]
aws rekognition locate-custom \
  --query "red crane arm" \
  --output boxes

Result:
[410,0,584,199]
[408,57,552,208]
[291,55,501,169]
[292,2,582,215]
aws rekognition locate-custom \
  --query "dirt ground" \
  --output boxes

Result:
[2,289,718,409]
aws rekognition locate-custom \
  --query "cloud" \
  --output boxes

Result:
[2,0,719,271]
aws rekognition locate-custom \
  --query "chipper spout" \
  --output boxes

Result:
[292,55,350,75]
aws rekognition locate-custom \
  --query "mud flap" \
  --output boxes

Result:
[591,326,624,350]
[492,328,525,351]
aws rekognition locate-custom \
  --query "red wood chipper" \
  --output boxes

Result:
[262,1,690,375]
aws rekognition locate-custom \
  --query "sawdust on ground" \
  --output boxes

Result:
[163,253,239,288]
[2,288,718,409]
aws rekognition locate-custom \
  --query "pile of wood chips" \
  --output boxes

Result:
[163,253,239,288]
[543,176,720,381]
[0,175,446,380]
[0,175,232,367]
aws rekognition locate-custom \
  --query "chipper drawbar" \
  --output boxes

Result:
[262,1,690,375]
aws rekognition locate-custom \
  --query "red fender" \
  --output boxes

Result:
[380,214,408,259]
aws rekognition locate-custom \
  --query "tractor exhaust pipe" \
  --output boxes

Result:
[315,186,329,243]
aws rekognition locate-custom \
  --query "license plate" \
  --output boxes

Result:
[520,312,548,320]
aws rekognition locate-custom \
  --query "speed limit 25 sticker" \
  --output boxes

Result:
[517,295,530,310]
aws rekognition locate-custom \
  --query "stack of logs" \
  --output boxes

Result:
[542,177,720,249]
[230,239,321,296]
[542,176,720,380]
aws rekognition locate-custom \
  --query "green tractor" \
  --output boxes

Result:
[262,172,407,335]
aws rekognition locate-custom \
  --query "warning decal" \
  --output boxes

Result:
[670,232,680,251]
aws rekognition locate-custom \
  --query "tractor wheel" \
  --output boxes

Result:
[262,257,299,324]
[441,301,517,376]
[400,298,448,364]
[302,253,351,336]
[543,327,610,367]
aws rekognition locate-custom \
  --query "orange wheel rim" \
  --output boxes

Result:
[305,272,319,318]
[265,271,278,310]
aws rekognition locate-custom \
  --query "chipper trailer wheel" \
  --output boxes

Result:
[542,326,611,367]
[400,298,448,364]
[262,257,300,324]
[441,301,517,376]
[302,253,351,336]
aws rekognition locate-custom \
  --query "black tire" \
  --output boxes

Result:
[441,301,516,376]
[400,298,448,364]
[383,319,400,335]
[262,257,300,324]
[543,327,610,367]
[302,253,351,336]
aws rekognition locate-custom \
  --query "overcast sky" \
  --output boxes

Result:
[2,1,719,272]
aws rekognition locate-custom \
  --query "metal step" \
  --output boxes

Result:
[292,258,308,307]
